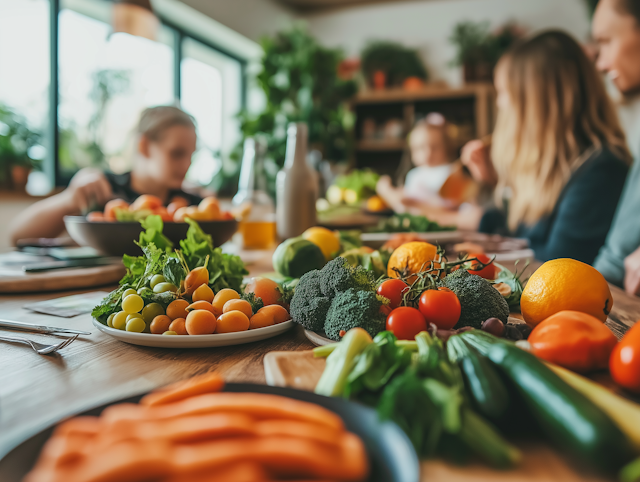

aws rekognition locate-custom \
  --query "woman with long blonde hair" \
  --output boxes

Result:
[479,30,631,264]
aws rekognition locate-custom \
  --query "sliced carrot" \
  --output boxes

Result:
[100,413,256,445]
[172,435,368,481]
[161,463,267,482]
[140,373,225,407]
[148,393,344,431]
[255,419,344,448]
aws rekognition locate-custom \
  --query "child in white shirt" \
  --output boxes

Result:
[376,113,455,212]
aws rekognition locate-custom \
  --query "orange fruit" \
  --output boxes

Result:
[258,305,290,324]
[169,318,187,335]
[387,242,443,283]
[215,311,250,333]
[185,310,217,335]
[150,315,172,335]
[166,299,189,320]
[249,312,274,330]
[223,299,253,319]
[187,300,220,317]
[521,258,612,327]
[192,284,214,303]
[212,289,241,313]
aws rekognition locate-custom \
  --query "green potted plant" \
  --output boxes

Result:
[214,26,358,197]
[360,41,428,90]
[0,104,42,191]
[450,21,523,82]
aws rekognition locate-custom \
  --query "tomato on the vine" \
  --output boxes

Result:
[610,322,640,393]
[467,253,498,280]
[386,307,427,340]
[418,287,461,330]
[377,279,410,309]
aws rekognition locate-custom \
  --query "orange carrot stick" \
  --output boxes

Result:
[113,393,344,432]
[140,373,225,407]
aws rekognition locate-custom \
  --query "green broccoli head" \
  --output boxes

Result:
[319,256,376,298]
[241,292,264,314]
[441,269,510,329]
[324,288,387,341]
[290,270,332,332]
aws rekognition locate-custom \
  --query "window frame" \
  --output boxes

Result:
[48,0,248,187]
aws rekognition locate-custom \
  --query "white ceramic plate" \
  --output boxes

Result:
[92,318,294,348]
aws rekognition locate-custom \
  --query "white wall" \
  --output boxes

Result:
[304,0,592,86]
[179,0,296,42]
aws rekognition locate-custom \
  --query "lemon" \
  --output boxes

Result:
[302,227,341,261]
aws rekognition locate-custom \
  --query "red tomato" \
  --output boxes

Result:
[245,277,282,306]
[467,253,498,279]
[103,199,129,220]
[610,322,640,393]
[386,307,427,340]
[130,194,163,212]
[377,279,410,309]
[418,287,461,330]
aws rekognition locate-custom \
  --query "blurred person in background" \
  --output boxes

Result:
[478,30,631,264]
[9,106,200,244]
[591,0,640,294]
[376,113,456,212]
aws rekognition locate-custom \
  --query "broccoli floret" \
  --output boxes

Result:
[241,292,263,314]
[290,270,332,332]
[319,256,376,298]
[441,269,510,329]
[324,288,387,341]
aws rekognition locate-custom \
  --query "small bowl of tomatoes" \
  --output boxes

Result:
[65,195,238,256]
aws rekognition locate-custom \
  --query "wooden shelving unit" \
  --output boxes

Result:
[351,83,495,177]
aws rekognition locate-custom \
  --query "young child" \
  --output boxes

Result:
[10,106,200,244]
[376,113,456,213]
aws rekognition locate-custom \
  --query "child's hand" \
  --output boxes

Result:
[376,175,393,195]
[63,168,113,214]
[461,140,497,188]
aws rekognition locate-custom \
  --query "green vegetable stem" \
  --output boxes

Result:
[314,328,372,397]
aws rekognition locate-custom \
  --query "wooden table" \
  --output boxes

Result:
[0,254,638,473]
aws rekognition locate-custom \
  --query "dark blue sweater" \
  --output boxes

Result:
[479,147,629,265]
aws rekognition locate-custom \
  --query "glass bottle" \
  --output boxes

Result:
[233,137,276,250]
[276,122,318,240]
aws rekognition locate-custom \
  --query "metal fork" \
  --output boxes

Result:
[0,334,78,355]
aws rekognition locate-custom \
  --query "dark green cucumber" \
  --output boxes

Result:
[447,335,510,420]
[487,341,634,472]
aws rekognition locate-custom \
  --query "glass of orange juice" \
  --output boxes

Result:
[238,214,277,250]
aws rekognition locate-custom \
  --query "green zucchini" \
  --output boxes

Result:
[462,332,634,472]
[447,335,510,420]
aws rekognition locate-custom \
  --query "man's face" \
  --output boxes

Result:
[593,0,640,95]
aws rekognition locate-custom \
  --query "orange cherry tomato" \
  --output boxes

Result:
[386,307,427,340]
[418,287,461,330]
[153,206,173,222]
[103,199,129,220]
[467,253,498,280]
[610,321,640,393]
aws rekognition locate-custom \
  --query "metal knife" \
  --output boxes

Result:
[0,319,91,336]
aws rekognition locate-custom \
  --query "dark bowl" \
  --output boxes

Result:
[0,383,419,482]
[64,216,238,256]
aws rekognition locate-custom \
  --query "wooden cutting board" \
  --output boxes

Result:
[0,264,125,293]
[263,350,613,482]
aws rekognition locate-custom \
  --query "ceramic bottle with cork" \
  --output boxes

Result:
[276,122,318,240]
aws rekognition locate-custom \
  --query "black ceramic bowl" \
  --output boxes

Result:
[0,383,419,482]
[64,215,238,256]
